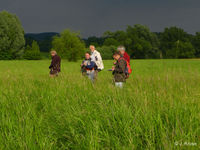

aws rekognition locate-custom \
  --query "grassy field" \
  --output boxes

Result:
[0,59,199,149]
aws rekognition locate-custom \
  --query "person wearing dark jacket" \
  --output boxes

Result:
[81,52,96,82]
[112,51,127,88]
[49,50,61,77]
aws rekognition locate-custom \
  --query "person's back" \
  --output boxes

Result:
[112,52,127,88]
[53,55,61,70]
[114,57,126,82]
[49,51,61,77]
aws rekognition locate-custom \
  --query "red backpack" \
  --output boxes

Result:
[119,57,132,79]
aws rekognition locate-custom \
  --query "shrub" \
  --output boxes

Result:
[96,45,117,60]
[24,41,41,60]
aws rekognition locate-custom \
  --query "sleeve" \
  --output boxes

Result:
[95,52,103,67]
[49,63,53,69]
[49,58,55,69]
[124,53,130,64]
[127,54,130,64]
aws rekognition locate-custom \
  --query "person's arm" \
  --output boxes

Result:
[81,60,85,67]
[114,59,126,73]
[127,54,130,64]
[49,63,53,69]
[95,51,103,68]
[49,58,54,69]
[124,52,130,64]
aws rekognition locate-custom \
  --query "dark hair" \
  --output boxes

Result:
[113,51,121,56]
[85,51,90,55]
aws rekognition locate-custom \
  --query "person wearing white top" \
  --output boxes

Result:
[89,45,104,71]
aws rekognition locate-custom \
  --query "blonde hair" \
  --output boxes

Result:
[50,50,57,55]
[90,45,95,48]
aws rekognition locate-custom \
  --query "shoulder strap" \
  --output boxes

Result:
[119,57,127,64]
[119,57,124,61]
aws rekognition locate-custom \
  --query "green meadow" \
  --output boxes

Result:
[0,59,199,149]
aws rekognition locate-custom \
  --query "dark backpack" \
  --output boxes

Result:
[119,57,132,79]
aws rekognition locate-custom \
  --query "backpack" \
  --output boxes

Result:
[119,57,132,79]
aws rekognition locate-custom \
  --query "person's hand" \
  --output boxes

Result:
[112,66,115,71]
[84,62,87,66]
[113,62,117,65]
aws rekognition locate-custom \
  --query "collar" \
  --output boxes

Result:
[85,58,91,61]
[91,50,96,54]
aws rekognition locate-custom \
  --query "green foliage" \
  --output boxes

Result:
[100,25,199,59]
[84,36,105,47]
[25,33,58,52]
[192,32,200,57]
[0,60,199,149]
[103,38,119,46]
[102,24,160,59]
[52,29,85,61]
[22,25,200,59]
[126,25,160,58]
[0,11,25,60]
[160,27,194,58]
[96,45,117,59]
[24,41,41,60]
[104,30,131,47]
[178,42,195,58]
[166,41,195,58]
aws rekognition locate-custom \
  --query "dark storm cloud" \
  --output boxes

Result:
[1,0,200,37]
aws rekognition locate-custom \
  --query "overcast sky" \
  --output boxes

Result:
[1,0,200,37]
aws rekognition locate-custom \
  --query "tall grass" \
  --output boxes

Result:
[0,59,199,149]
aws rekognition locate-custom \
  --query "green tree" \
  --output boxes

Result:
[103,38,119,46]
[24,41,41,60]
[52,29,85,61]
[192,32,200,57]
[167,41,195,58]
[126,24,160,58]
[177,42,195,58]
[0,11,25,59]
[97,45,117,60]
[160,26,191,58]
[84,36,106,47]
[104,30,131,48]
[103,25,160,59]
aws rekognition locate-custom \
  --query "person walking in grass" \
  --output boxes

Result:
[112,51,127,88]
[49,50,61,77]
[115,45,132,79]
[89,45,104,78]
[81,52,97,82]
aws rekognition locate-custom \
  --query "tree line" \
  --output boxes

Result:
[0,11,200,61]
[85,25,200,59]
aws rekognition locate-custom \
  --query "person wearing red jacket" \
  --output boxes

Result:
[117,46,130,64]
